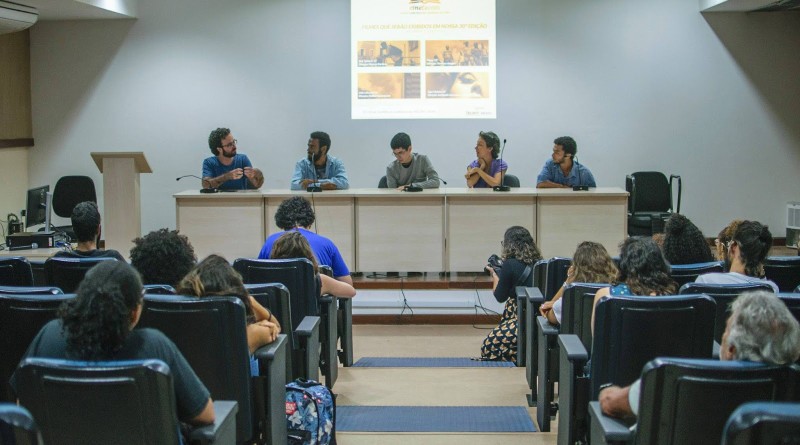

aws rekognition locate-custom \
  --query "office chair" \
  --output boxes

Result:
[378,176,388,188]
[0,257,34,287]
[0,403,42,445]
[502,174,520,187]
[50,175,97,239]
[626,171,681,236]
[722,401,800,445]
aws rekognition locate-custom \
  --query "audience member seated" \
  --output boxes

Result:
[696,220,778,292]
[480,226,541,363]
[176,255,281,354]
[130,228,197,287]
[53,201,125,261]
[599,290,800,419]
[662,214,714,265]
[540,241,618,326]
[592,237,678,332]
[269,232,356,299]
[714,219,743,262]
[258,196,353,285]
[9,261,215,425]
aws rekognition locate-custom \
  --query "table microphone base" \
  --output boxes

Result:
[200,188,219,194]
[306,186,322,192]
[572,185,589,191]
[493,185,511,192]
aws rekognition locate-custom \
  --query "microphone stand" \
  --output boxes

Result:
[176,174,219,194]
[493,139,510,192]
[571,156,588,191]
[306,153,322,193]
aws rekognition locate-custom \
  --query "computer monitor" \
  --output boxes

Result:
[25,185,50,229]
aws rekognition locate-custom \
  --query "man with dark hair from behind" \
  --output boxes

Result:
[385,132,440,190]
[54,201,125,261]
[290,131,349,190]
[257,196,352,285]
[695,220,778,292]
[202,127,264,190]
[599,290,800,419]
[536,136,597,189]
[130,228,197,287]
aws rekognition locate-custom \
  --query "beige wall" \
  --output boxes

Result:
[0,29,32,231]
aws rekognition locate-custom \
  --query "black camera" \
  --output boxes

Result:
[486,254,503,275]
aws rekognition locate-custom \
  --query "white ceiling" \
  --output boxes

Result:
[18,0,136,20]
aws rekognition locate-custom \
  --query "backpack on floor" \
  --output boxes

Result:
[286,378,336,445]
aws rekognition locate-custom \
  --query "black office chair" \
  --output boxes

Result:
[722,401,800,445]
[138,294,287,445]
[0,403,42,445]
[670,261,723,287]
[679,282,776,343]
[532,282,609,432]
[378,176,388,188]
[0,286,61,296]
[626,171,681,236]
[233,258,334,387]
[44,256,117,293]
[558,294,716,444]
[16,358,236,445]
[0,257,34,287]
[0,293,74,402]
[503,174,520,188]
[764,256,800,292]
[589,358,800,445]
[51,176,97,240]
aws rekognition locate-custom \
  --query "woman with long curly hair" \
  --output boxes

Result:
[661,214,714,265]
[480,226,542,363]
[592,237,678,332]
[10,261,215,425]
[540,241,618,326]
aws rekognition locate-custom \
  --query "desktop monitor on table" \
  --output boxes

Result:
[25,185,51,231]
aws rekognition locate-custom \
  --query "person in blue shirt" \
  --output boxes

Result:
[202,127,264,190]
[290,131,349,190]
[258,196,352,285]
[536,136,596,189]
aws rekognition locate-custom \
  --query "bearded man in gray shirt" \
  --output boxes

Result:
[385,132,441,190]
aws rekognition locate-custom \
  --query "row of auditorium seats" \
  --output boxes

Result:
[518,255,800,440]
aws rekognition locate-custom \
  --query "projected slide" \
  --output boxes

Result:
[351,0,496,119]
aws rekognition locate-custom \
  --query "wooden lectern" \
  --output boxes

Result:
[90,152,152,255]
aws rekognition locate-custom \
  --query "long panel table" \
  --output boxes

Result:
[174,187,628,273]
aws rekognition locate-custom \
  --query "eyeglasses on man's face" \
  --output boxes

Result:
[222,139,238,149]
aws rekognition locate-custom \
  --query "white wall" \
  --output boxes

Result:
[25,0,800,250]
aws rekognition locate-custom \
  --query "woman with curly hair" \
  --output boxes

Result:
[480,226,542,363]
[176,254,281,354]
[540,241,618,326]
[10,261,215,425]
[592,237,678,332]
[661,214,714,265]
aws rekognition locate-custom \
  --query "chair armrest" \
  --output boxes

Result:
[338,297,354,367]
[588,401,633,445]
[524,286,544,304]
[537,315,559,338]
[319,294,339,388]
[188,400,239,445]
[254,334,288,363]
[296,316,321,382]
[296,316,321,338]
[516,286,528,367]
[559,334,589,362]
[253,335,288,445]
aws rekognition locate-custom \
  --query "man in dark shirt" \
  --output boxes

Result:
[202,127,264,190]
[54,201,125,261]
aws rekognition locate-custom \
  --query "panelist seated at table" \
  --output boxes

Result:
[201,127,264,190]
[536,136,596,189]
[291,131,349,190]
[53,201,125,262]
[465,131,507,188]
[386,132,440,190]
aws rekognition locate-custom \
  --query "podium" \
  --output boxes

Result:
[91,152,152,255]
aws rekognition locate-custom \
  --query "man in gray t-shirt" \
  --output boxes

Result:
[385,132,440,190]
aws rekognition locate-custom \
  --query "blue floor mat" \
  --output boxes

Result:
[352,357,515,368]
[337,406,536,432]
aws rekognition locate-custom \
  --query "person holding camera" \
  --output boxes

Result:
[480,226,542,363]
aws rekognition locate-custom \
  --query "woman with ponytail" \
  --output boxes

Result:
[10,261,215,425]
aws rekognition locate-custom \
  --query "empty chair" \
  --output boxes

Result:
[137,294,288,444]
[16,358,236,445]
[588,358,800,445]
[0,257,34,287]
[679,282,776,343]
[764,256,800,292]
[503,174,520,187]
[50,175,96,240]
[0,293,74,402]
[670,261,723,287]
[558,294,715,444]
[0,286,61,296]
[0,403,42,445]
[44,257,117,293]
[378,176,388,188]
[722,401,800,445]
[626,171,681,236]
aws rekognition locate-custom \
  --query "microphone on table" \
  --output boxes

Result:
[571,155,589,191]
[493,139,510,192]
[176,174,219,194]
[10,243,38,251]
[306,153,322,193]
